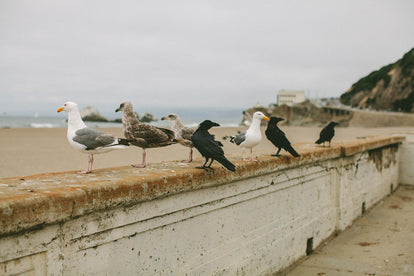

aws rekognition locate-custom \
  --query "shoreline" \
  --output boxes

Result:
[1,126,413,179]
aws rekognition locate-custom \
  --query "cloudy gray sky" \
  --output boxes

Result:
[1,0,413,116]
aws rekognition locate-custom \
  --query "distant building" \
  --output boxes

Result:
[277,90,306,106]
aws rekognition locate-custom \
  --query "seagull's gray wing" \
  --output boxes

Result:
[232,131,246,145]
[73,128,117,150]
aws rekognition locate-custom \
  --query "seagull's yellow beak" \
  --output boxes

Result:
[263,116,270,121]
[57,107,64,113]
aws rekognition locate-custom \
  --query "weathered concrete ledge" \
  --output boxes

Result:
[0,136,403,237]
[0,136,406,275]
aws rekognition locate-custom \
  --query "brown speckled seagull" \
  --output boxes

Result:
[116,102,176,168]
[161,113,195,162]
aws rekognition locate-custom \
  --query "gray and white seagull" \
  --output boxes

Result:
[57,101,129,174]
[116,102,176,168]
[161,113,195,162]
[230,111,269,162]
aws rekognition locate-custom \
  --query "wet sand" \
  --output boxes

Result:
[1,126,413,179]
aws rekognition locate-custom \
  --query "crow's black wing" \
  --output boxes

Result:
[192,131,224,157]
[316,125,334,144]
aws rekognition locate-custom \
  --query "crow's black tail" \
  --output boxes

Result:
[315,138,323,144]
[216,156,236,172]
[286,144,300,157]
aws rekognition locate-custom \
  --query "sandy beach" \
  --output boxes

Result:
[1,125,413,179]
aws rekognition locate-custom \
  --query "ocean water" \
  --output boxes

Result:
[0,116,123,129]
[0,108,244,129]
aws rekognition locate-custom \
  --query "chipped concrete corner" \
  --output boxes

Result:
[0,136,408,275]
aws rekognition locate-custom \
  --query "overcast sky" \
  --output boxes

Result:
[1,0,413,116]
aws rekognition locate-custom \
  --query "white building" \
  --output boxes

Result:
[277,90,306,106]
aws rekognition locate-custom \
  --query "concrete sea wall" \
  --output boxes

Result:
[0,136,407,275]
[399,132,414,185]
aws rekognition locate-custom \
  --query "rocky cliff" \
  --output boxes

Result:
[340,48,414,112]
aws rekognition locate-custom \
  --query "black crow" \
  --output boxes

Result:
[265,117,300,157]
[191,120,236,172]
[315,121,339,147]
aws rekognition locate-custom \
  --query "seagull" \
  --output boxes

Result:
[57,101,129,174]
[265,117,300,157]
[230,111,269,162]
[161,113,195,162]
[242,110,253,126]
[315,121,339,147]
[115,102,175,168]
[191,120,236,172]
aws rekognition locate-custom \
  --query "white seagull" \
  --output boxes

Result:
[230,111,269,162]
[161,113,195,162]
[57,101,129,173]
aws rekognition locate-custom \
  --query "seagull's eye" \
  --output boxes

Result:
[64,104,66,106]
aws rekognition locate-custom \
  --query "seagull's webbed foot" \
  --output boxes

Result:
[243,158,258,162]
[79,155,93,173]
[132,150,147,168]
[243,149,258,162]
[181,149,193,163]
[77,170,92,174]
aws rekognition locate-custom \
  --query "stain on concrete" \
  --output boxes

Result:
[399,196,412,202]
[357,242,378,247]
[368,144,398,172]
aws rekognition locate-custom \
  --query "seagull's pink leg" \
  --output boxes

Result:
[249,148,258,162]
[133,149,146,168]
[90,154,94,171]
[242,148,249,161]
[78,154,93,174]
[182,148,193,163]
